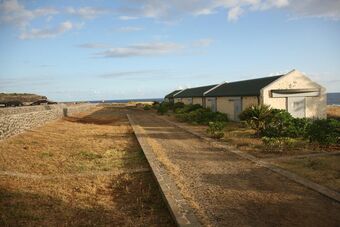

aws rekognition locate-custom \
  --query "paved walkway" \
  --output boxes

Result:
[129,112,340,227]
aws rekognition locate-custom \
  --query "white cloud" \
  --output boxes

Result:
[114,0,340,21]
[192,38,214,47]
[19,21,74,40]
[0,0,58,27]
[66,6,109,19]
[118,16,140,20]
[117,26,144,32]
[77,43,111,49]
[228,6,244,21]
[96,42,184,58]
[99,70,162,79]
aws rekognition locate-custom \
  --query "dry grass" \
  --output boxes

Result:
[274,154,340,192]
[327,105,340,119]
[0,106,174,226]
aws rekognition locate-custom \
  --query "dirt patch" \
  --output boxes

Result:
[0,106,174,226]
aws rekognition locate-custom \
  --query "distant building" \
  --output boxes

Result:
[165,70,326,120]
[164,90,183,104]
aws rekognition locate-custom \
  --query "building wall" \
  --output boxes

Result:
[192,97,203,106]
[261,70,326,118]
[242,96,258,110]
[216,97,235,119]
[182,98,193,105]
[205,97,216,112]
[174,98,182,103]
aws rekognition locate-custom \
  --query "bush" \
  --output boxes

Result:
[143,105,151,110]
[262,136,296,152]
[172,102,185,112]
[239,105,272,136]
[152,101,160,106]
[176,104,202,114]
[240,105,311,138]
[207,121,226,139]
[262,110,311,138]
[306,119,340,145]
[176,107,228,125]
[157,102,170,115]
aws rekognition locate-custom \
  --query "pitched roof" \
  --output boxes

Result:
[205,75,283,97]
[174,84,217,98]
[164,90,182,98]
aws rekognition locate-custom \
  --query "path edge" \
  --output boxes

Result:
[157,114,340,204]
[127,114,202,227]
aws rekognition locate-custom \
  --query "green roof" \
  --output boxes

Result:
[164,90,182,98]
[205,75,283,97]
[174,84,217,98]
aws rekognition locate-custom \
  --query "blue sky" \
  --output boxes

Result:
[0,0,339,101]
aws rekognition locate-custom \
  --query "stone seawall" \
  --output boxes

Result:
[0,104,66,115]
[0,104,95,140]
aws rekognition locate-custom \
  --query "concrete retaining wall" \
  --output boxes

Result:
[0,104,95,140]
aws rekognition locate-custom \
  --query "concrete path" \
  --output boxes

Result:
[129,112,340,227]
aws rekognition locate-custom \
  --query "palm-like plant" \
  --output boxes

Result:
[239,105,272,136]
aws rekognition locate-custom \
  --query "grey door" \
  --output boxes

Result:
[287,97,305,118]
[207,98,216,112]
[233,98,242,121]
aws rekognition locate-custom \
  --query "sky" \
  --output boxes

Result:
[0,0,339,101]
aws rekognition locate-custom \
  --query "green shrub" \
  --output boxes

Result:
[262,110,311,138]
[262,136,296,152]
[174,105,228,125]
[143,105,151,110]
[173,102,185,111]
[152,101,160,109]
[239,105,272,136]
[152,101,160,106]
[240,105,311,138]
[157,102,170,115]
[306,119,340,145]
[207,121,226,139]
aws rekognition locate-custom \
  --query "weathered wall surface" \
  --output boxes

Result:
[192,97,203,106]
[0,104,64,115]
[182,98,193,105]
[242,96,258,110]
[261,70,326,119]
[0,104,95,140]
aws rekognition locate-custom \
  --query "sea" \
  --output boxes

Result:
[89,98,163,104]
[84,93,340,105]
[327,93,340,105]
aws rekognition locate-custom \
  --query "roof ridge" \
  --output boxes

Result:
[227,74,283,84]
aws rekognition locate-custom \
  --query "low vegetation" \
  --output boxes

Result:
[155,102,339,153]
[240,105,340,149]
[0,106,174,226]
[206,121,226,139]
[275,155,340,192]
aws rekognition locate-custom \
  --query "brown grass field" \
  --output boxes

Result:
[0,106,174,226]
[275,154,340,192]
[327,105,340,119]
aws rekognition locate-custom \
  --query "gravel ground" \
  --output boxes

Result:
[131,111,340,227]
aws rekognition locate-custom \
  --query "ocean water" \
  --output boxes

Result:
[327,93,340,105]
[89,98,163,104]
[85,93,340,105]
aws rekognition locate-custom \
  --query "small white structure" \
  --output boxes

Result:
[165,69,326,121]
